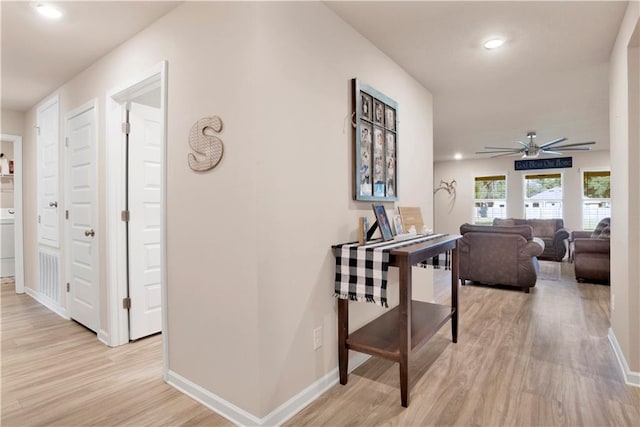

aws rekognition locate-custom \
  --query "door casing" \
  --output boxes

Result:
[105,61,168,377]
[1,133,24,294]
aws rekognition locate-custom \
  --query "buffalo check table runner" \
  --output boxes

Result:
[334,234,450,307]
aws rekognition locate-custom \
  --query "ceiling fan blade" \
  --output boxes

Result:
[476,150,522,154]
[539,137,568,149]
[549,141,596,149]
[516,140,527,148]
[540,150,563,155]
[550,147,591,151]
[490,152,522,158]
[483,146,522,151]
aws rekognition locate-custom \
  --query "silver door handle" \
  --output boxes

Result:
[49,201,58,208]
[84,229,95,237]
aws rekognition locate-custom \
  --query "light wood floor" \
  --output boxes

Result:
[0,278,232,427]
[2,263,639,426]
[287,262,640,426]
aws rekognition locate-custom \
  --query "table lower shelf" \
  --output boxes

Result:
[346,300,454,361]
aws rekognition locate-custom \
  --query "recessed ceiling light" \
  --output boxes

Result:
[484,38,505,50]
[34,3,63,19]
[454,153,463,160]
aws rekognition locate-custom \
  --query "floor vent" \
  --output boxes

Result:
[39,250,60,302]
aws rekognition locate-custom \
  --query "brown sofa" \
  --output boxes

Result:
[493,218,569,261]
[459,224,545,293]
[572,217,610,283]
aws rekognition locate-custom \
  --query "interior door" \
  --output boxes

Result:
[66,104,99,332]
[37,97,60,247]
[128,101,162,340]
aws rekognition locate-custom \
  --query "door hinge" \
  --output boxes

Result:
[65,137,69,147]
[121,210,130,222]
[65,210,69,220]
[122,122,130,135]
[38,215,41,224]
[66,282,70,292]
[123,297,131,310]
[35,126,41,136]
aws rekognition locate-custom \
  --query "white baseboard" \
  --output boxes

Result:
[97,329,110,346]
[25,287,69,320]
[608,328,640,387]
[167,353,371,426]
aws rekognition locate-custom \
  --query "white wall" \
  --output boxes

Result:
[434,150,610,235]
[609,0,640,375]
[19,2,434,419]
[1,109,25,136]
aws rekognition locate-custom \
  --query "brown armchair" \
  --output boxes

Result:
[459,224,545,293]
[572,218,610,283]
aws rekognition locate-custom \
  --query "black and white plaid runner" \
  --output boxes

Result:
[334,234,449,307]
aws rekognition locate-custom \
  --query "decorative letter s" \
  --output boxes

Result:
[188,116,224,172]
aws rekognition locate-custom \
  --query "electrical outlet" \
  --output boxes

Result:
[313,326,323,350]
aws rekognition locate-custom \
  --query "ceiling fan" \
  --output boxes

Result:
[476,131,596,158]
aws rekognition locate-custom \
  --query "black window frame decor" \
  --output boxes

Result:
[353,79,398,202]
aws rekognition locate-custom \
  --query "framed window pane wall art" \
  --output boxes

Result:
[353,78,398,202]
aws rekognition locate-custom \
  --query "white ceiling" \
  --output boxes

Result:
[328,1,628,161]
[1,1,181,112]
[1,1,628,161]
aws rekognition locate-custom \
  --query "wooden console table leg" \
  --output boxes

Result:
[399,260,412,407]
[451,246,459,344]
[338,298,349,385]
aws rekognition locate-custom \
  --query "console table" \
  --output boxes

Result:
[335,234,461,407]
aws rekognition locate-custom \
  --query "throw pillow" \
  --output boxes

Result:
[597,226,611,239]
[591,218,611,238]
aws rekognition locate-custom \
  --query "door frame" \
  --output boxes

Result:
[105,61,168,374]
[1,133,24,294]
[64,99,100,335]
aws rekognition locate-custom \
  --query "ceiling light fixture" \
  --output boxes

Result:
[34,3,63,19]
[483,38,505,50]
[454,153,463,160]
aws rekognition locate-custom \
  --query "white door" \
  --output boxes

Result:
[128,102,162,340]
[37,96,60,247]
[66,104,99,332]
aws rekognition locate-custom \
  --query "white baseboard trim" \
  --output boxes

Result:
[167,370,262,426]
[25,287,69,320]
[167,353,371,426]
[261,352,370,426]
[97,329,110,346]
[608,328,640,387]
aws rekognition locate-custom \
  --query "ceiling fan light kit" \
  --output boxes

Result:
[476,131,595,158]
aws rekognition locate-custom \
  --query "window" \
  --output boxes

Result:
[524,173,562,219]
[473,175,507,224]
[582,170,610,230]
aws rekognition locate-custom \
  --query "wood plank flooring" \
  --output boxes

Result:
[0,278,232,427]
[2,261,639,426]
[287,262,640,426]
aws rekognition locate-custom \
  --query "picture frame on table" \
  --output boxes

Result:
[353,78,399,202]
[372,204,394,241]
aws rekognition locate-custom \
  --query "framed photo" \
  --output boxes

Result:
[373,100,384,125]
[372,204,393,241]
[385,106,396,131]
[353,79,398,202]
[361,93,372,121]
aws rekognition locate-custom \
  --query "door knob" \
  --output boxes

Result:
[49,201,58,208]
[84,229,95,237]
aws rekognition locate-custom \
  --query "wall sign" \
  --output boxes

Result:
[515,157,572,171]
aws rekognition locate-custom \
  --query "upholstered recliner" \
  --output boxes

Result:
[572,217,610,283]
[493,218,569,261]
[459,224,545,293]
